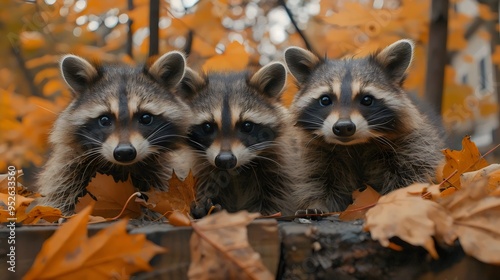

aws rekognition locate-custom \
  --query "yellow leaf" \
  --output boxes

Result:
[127,4,149,33]
[42,79,64,97]
[202,41,249,72]
[20,31,45,51]
[321,2,374,27]
[34,68,60,85]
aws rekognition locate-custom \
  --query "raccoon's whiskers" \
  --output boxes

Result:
[146,122,173,140]
[253,155,282,168]
[247,141,278,151]
[75,132,103,145]
[371,134,397,153]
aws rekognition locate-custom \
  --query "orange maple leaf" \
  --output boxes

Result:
[75,173,142,219]
[438,136,489,189]
[137,171,196,216]
[339,186,381,221]
[24,205,166,279]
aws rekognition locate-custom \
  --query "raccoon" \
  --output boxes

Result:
[179,62,305,218]
[37,51,189,215]
[284,39,444,212]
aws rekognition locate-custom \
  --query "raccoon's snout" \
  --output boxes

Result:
[113,144,137,163]
[333,119,356,137]
[215,152,237,169]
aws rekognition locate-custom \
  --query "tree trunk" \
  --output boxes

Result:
[425,0,449,114]
[149,0,159,57]
[126,0,133,58]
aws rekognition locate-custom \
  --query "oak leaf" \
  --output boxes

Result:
[136,171,196,216]
[24,205,166,279]
[339,186,381,221]
[188,210,274,280]
[75,173,142,219]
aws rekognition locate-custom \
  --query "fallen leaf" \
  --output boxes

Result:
[439,169,500,265]
[188,210,274,280]
[0,193,34,222]
[0,169,36,197]
[460,163,500,193]
[339,186,381,221]
[137,171,196,216]
[168,210,192,226]
[438,136,489,189]
[364,183,457,259]
[75,173,142,219]
[366,163,500,264]
[20,205,62,224]
[24,204,166,279]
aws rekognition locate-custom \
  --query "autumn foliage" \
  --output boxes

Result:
[1,0,500,278]
[1,0,499,172]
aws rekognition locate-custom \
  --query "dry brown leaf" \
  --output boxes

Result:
[438,170,500,264]
[0,169,36,197]
[168,210,192,227]
[339,186,381,221]
[24,204,166,279]
[366,163,500,264]
[188,210,273,280]
[137,171,196,216]
[438,136,489,189]
[364,183,456,259]
[460,164,500,193]
[75,173,142,218]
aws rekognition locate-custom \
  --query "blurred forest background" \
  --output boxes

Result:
[0,0,499,183]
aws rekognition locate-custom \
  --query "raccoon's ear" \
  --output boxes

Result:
[60,54,99,95]
[374,39,414,83]
[250,62,287,99]
[284,46,320,84]
[148,51,186,89]
[179,67,206,99]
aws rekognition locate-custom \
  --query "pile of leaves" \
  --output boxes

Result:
[1,136,500,278]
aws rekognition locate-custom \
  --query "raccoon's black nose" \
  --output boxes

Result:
[113,144,137,162]
[333,120,356,137]
[215,152,237,169]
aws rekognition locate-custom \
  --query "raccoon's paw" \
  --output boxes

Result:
[190,198,222,219]
[294,208,324,220]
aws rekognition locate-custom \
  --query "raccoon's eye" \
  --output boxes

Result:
[241,121,254,133]
[202,122,215,134]
[139,113,154,125]
[360,95,374,106]
[319,95,332,107]
[98,115,112,127]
